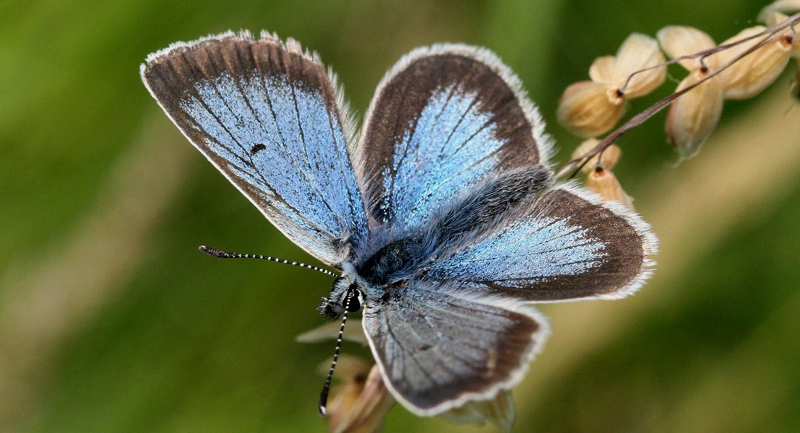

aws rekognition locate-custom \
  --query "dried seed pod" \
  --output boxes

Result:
[758,0,800,23]
[571,139,622,173]
[611,33,667,98]
[716,26,792,100]
[559,34,666,137]
[586,167,635,210]
[557,81,627,138]
[657,26,718,70]
[325,361,396,433]
[589,55,616,83]
[666,70,724,160]
[762,11,800,58]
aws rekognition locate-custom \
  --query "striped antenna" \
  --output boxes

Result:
[318,290,353,416]
[199,245,338,277]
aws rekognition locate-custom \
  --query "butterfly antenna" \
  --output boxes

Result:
[199,245,337,277]
[318,291,353,417]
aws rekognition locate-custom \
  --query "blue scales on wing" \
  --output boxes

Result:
[141,31,367,266]
[352,44,554,248]
[425,184,658,302]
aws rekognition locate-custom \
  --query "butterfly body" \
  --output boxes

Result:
[141,31,656,417]
[321,165,553,319]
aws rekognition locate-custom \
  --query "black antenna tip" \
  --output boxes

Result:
[318,402,327,417]
[196,245,337,276]
[199,245,228,258]
[198,245,222,257]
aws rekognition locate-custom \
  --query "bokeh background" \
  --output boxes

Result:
[3,0,800,432]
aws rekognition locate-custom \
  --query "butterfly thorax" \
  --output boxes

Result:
[318,237,426,320]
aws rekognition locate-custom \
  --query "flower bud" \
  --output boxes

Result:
[611,33,667,98]
[716,26,792,100]
[557,81,627,138]
[586,167,635,210]
[665,70,724,160]
[571,139,622,173]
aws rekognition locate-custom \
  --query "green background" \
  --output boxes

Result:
[2,0,799,432]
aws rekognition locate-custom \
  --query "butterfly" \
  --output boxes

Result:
[141,30,656,417]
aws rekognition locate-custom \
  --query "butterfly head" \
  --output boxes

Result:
[318,266,367,320]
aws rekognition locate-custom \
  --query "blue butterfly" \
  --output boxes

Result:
[141,31,656,417]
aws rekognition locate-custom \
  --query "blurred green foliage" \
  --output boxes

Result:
[2,0,799,432]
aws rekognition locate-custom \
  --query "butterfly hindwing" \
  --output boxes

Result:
[141,32,367,266]
[353,44,554,243]
[362,280,549,416]
[426,183,657,301]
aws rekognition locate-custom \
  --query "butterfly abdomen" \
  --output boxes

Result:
[431,166,553,242]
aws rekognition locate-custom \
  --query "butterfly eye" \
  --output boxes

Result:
[345,287,362,312]
[346,296,361,312]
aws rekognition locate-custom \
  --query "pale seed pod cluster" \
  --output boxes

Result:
[557,34,666,138]
[661,8,795,159]
[558,1,799,208]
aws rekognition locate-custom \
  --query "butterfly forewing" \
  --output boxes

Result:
[426,184,657,301]
[141,32,367,266]
[362,281,548,416]
[353,45,554,244]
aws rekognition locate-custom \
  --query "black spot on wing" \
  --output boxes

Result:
[250,143,266,155]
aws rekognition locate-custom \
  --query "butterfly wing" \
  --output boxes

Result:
[364,184,655,415]
[353,44,554,246]
[355,45,654,415]
[141,32,367,266]
[426,183,658,301]
[362,280,549,416]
